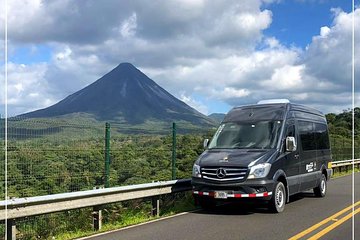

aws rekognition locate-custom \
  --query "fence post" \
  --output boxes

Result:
[6,219,16,240]
[333,138,336,161]
[151,197,160,217]
[172,122,177,180]
[93,206,102,231]
[342,138,345,160]
[105,122,111,188]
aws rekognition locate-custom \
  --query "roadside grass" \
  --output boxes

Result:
[58,211,155,240]
[54,192,196,240]
[332,167,360,178]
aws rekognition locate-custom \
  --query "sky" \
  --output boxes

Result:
[0,0,359,117]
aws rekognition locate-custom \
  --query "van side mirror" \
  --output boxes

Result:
[286,136,297,152]
[203,139,209,149]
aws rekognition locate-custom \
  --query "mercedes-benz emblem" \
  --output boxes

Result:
[219,156,228,162]
[216,168,227,179]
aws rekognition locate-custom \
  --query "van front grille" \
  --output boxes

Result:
[201,167,248,182]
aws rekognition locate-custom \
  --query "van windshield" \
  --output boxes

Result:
[208,121,283,149]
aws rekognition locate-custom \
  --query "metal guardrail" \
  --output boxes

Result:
[332,159,360,172]
[0,179,191,220]
[1,160,359,239]
[0,179,192,240]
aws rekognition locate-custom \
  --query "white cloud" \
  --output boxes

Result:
[0,62,56,115]
[304,8,359,90]
[1,1,358,116]
[145,41,302,105]
[55,47,72,61]
[120,13,137,38]
[180,93,208,115]
[211,87,250,100]
[261,65,304,90]
[44,44,112,98]
[320,26,331,37]
[203,7,272,48]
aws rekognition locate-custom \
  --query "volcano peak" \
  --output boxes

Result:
[20,63,215,126]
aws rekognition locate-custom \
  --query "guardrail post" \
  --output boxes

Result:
[6,219,16,240]
[104,122,111,188]
[172,122,177,180]
[151,197,160,217]
[93,206,102,231]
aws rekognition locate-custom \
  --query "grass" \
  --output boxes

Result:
[53,193,196,240]
[58,212,155,240]
[332,166,360,178]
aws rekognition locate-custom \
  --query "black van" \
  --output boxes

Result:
[192,99,332,213]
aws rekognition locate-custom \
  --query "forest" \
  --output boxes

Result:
[0,109,359,239]
[0,108,359,199]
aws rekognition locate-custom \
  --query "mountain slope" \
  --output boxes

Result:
[208,113,225,124]
[21,63,215,126]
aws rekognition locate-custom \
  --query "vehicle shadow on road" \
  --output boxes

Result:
[194,192,318,215]
[194,202,272,215]
[287,191,317,204]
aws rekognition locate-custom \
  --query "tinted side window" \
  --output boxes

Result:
[315,123,330,149]
[299,121,316,151]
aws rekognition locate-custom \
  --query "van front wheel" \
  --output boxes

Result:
[269,181,286,213]
[314,174,327,197]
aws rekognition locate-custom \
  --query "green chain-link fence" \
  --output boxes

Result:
[0,116,358,239]
[0,117,213,200]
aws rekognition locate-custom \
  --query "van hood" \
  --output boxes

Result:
[196,149,277,167]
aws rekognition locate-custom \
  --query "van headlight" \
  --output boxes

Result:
[192,164,201,178]
[248,163,271,179]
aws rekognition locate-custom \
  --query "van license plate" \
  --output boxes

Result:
[214,191,227,199]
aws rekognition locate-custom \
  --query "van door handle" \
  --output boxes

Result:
[294,154,299,159]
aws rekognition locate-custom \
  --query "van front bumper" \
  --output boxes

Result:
[191,177,275,200]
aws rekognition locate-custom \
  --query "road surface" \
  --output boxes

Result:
[82,173,359,240]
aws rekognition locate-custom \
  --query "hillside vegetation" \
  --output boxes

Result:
[326,107,360,136]
[0,109,359,239]
[326,108,360,160]
[0,108,358,199]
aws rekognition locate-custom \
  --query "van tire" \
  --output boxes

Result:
[314,174,327,197]
[269,181,286,213]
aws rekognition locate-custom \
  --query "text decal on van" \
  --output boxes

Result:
[306,162,314,172]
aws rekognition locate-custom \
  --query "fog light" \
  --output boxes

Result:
[255,187,267,193]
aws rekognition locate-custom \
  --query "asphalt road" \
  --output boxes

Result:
[83,173,360,240]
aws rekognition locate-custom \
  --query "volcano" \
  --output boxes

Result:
[20,63,215,126]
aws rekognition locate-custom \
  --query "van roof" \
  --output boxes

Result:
[224,102,324,122]
[224,103,287,122]
[289,103,324,116]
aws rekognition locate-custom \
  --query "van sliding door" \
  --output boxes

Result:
[298,121,319,191]
[284,122,301,195]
